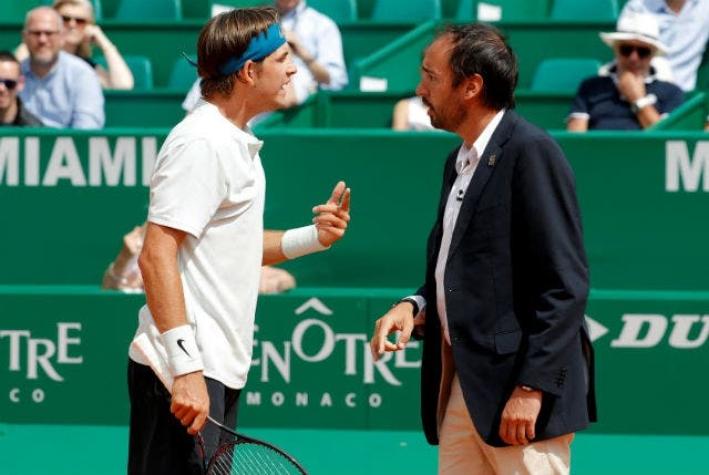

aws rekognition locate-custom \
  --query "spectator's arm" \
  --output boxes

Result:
[567,80,591,132]
[566,116,589,132]
[89,25,134,90]
[311,19,348,90]
[635,103,662,129]
[71,64,105,129]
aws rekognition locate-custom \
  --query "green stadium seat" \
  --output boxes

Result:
[372,0,441,22]
[308,0,358,22]
[98,0,120,17]
[0,0,103,22]
[115,0,182,20]
[530,58,601,93]
[456,0,550,21]
[182,0,210,18]
[97,54,154,89]
[208,0,269,17]
[0,0,48,22]
[90,0,103,20]
[550,0,618,21]
[168,55,198,90]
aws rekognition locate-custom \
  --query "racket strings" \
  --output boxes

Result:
[207,441,304,475]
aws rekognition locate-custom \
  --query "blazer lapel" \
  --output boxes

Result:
[447,111,517,259]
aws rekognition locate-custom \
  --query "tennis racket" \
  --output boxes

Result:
[131,333,308,475]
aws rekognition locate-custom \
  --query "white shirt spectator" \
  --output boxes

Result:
[620,0,709,91]
[281,0,348,103]
[182,1,348,112]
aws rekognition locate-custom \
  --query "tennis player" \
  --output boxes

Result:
[126,8,351,474]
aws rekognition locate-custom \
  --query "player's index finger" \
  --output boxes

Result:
[329,181,346,205]
[339,188,351,211]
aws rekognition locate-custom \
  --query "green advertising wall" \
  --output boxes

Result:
[2,286,708,436]
[2,128,709,436]
[2,129,709,291]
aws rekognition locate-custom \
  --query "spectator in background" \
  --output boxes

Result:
[20,7,104,129]
[0,51,43,126]
[567,12,683,131]
[182,0,348,112]
[277,0,348,105]
[392,96,435,131]
[620,0,709,92]
[16,0,134,89]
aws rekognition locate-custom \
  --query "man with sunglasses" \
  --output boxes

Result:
[0,51,42,126]
[567,11,683,131]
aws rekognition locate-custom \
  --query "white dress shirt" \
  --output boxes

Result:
[407,109,505,344]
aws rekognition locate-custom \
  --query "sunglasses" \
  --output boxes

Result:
[619,44,653,59]
[61,15,89,26]
[0,78,18,90]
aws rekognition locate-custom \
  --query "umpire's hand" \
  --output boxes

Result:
[171,371,210,435]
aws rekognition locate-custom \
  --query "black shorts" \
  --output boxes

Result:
[127,360,241,475]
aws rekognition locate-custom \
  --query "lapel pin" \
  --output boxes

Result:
[488,154,497,167]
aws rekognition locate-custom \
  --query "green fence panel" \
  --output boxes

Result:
[104,90,186,127]
[2,286,708,436]
[256,90,575,130]
[351,20,615,92]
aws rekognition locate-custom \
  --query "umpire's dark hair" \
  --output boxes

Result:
[440,23,517,110]
[197,7,279,99]
[0,51,19,65]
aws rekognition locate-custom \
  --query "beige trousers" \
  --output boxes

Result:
[437,341,573,475]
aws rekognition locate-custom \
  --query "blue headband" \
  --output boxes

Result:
[218,23,286,76]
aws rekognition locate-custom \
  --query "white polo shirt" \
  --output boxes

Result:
[129,100,266,389]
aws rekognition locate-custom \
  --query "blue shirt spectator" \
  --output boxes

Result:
[620,0,709,91]
[19,7,104,129]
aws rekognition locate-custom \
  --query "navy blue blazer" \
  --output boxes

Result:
[418,110,597,447]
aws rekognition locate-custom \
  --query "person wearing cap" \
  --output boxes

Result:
[126,8,351,475]
[619,0,709,92]
[567,11,684,131]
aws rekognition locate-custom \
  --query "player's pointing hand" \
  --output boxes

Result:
[312,181,351,247]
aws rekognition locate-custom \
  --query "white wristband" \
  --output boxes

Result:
[161,325,203,377]
[281,225,329,259]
